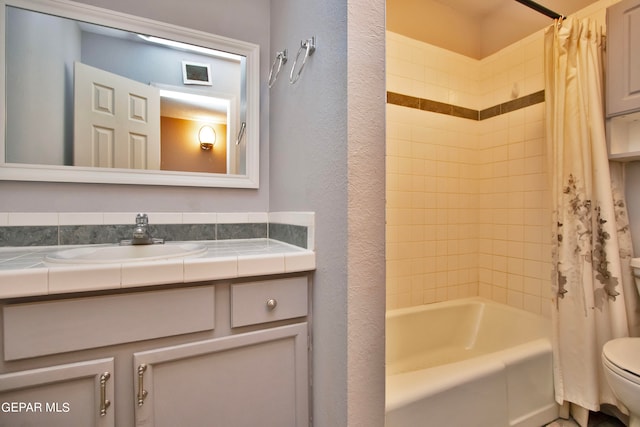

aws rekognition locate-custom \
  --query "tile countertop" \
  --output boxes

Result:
[0,239,316,299]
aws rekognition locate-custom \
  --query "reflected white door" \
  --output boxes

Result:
[74,62,160,169]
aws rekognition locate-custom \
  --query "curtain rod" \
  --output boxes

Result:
[514,0,563,20]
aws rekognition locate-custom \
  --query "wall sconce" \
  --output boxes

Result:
[198,125,216,150]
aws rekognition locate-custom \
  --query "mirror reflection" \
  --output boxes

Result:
[5,4,251,177]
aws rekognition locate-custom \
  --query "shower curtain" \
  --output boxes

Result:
[544,17,639,425]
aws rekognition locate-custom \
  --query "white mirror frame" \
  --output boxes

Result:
[0,0,260,188]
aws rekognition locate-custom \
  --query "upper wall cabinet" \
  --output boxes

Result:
[605,0,640,160]
[607,0,640,117]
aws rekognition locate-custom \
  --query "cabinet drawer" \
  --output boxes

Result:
[3,286,215,360]
[231,276,307,327]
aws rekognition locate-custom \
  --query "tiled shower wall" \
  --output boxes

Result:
[476,99,550,314]
[386,0,615,315]
[386,88,481,309]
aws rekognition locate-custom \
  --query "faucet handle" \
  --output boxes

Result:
[135,213,148,225]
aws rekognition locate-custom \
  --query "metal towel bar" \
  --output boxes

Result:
[290,36,316,85]
[268,49,288,88]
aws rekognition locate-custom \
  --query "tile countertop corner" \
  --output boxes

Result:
[0,239,316,299]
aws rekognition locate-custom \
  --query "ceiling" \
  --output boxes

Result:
[386,0,599,59]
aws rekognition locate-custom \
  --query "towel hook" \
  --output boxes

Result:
[289,36,316,85]
[235,121,246,145]
[268,49,288,88]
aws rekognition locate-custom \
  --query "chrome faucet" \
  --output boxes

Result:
[121,213,164,245]
[132,213,153,244]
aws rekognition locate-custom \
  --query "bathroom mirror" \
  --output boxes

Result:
[0,0,260,188]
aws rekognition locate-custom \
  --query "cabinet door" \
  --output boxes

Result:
[607,0,640,116]
[0,358,115,427]
[133,323,308,427]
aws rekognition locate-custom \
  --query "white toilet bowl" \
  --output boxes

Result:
[601,257,640,427]
[602,337,640,427]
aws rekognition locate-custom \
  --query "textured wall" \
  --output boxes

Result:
[345,2,387,426]
[269,0,386,425]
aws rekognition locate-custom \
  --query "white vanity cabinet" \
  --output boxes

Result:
[0,274,311,427]
[133,276,310,427]
[0,358,115,426]
[133,323,308,427]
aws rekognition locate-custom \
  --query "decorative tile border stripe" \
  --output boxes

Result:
[479,90,545,120]
[387,90,545,120]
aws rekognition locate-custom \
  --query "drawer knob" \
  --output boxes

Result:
[266,298,278,310]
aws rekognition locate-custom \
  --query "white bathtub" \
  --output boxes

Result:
[386,297,559,427]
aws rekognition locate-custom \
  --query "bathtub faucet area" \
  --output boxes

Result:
[121,213,164,246]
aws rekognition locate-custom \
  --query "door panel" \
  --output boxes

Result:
[74,62,160,169]
[0,358,115,427]
[133,323,308,427]
[607,0,640,115]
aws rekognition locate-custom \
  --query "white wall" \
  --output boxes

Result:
[626,163,640,253]
[6,7,80,165]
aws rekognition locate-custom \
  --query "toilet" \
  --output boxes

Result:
[602,338,640,427]
[601,258,640,427]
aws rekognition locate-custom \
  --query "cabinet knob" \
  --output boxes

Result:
[266,298,278,310]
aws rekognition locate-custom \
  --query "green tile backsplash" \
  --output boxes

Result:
[0,222,307,249]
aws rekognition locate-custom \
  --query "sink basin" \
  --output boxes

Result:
[45,243,207,264]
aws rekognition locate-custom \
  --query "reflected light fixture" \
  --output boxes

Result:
[198,125,216,151]
[137,35,243,62]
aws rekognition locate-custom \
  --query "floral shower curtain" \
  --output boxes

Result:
[544,17,639,425]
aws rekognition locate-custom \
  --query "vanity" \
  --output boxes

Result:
[0,0,314,423]
[0,218,315,426]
